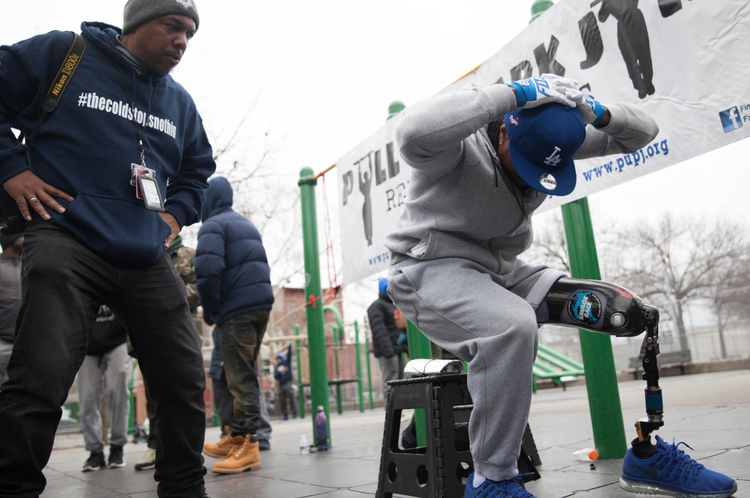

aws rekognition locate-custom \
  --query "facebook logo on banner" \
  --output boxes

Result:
[719,107,743,133]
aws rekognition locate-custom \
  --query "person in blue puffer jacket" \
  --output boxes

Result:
[195,176,274,474]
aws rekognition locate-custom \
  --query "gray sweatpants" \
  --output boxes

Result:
[0,339,12,385]
[388,258,562,482]
[377,354,404,400]
[76,343,132,453]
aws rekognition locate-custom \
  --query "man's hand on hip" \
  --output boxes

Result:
[159,212,180,249]
[3,170,74,221]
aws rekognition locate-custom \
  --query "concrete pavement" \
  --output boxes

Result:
[41,370,750,497]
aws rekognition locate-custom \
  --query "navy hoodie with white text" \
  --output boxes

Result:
[0,22,215,266]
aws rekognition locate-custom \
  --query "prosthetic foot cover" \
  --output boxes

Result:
[620,435,738,498]
[536,277,649,337]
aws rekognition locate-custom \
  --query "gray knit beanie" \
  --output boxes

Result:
[123,0,200,34]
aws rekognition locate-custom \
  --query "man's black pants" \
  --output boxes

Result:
[0,222,207,497]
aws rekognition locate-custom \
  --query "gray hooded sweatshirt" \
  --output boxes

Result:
[385,83,658,302]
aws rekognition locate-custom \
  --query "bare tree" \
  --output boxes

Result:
[529,211,750,357]
[525,211,570,272]
[610,216,747,352]
[525,210,621,281]
[191,104,306,339]
[702,245,750,358]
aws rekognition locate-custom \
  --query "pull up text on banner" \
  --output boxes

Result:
[337,0,750,284]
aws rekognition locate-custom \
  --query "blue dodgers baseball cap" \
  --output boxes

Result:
[504,104,586,196]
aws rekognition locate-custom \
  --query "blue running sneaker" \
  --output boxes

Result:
[464,473,537,498]
[620,435,738,497]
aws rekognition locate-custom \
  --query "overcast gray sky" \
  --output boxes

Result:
[3,1,749,325]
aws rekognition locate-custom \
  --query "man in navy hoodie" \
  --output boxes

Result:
[195,176,274,475]
[0,1,215,496]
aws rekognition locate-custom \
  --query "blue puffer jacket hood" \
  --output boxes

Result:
[194,177,274,326]
[202,176,233,221]
[379,277,389,296]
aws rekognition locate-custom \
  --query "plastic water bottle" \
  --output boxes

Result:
[573,448,599,461]
[299,434,310,454]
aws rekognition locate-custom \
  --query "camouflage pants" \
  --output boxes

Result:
[221,310,270,436]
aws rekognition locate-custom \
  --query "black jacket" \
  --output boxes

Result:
[367,294,405,358]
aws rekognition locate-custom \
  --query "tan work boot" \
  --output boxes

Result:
[211,435,261,474]
[203,426,234,459]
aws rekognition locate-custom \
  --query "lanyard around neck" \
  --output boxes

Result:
[117,65,158,167]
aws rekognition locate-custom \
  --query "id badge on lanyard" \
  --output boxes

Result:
[138,175,165,212]
[131,163,164,211]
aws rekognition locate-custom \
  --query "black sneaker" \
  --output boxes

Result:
[82,451,106,472]
[107,445,126,469]
[258,439,271,451]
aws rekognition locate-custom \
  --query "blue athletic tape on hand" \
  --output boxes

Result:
[582,94,606,126]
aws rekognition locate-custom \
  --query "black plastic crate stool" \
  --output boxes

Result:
[375,373,540,498]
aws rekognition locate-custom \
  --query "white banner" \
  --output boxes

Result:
[337,0,750,284]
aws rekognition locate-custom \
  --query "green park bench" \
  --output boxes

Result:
[532,344,585,392]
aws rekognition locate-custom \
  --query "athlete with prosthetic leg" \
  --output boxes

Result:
[539,277,738,498]
[385,73,737,498]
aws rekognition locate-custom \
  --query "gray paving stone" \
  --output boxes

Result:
[35,371,749,498]
[42,468,125,498]
[203,474,334,498]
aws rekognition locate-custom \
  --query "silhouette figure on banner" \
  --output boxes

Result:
[595,0,655,99]
[359,160,373,246]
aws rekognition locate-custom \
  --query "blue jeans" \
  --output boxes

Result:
[0,222,206,497]
[220,310,270,436]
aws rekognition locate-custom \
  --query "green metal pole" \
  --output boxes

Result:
[562,198,627,459]
[323,305,344,331]
[387,100,406,120]
[530,0,555,22]
[299,167,331,444]
[364,317,374,410]
[354,321,365,412]
[406,320,432,359]
[295,324,305,419]
[406,320,432,446]
[334,325,343,415]
[323,305,345,415]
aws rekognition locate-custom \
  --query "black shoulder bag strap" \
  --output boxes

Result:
[23,33,87,147]
[0,33,86,235]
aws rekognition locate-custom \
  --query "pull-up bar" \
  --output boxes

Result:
[313,163,336,181]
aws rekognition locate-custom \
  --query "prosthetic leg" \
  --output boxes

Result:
[537,277,663,455]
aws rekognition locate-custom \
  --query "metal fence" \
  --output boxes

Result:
[539,320,750,371]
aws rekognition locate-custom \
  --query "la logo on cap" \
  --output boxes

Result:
[543,147,562,167]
